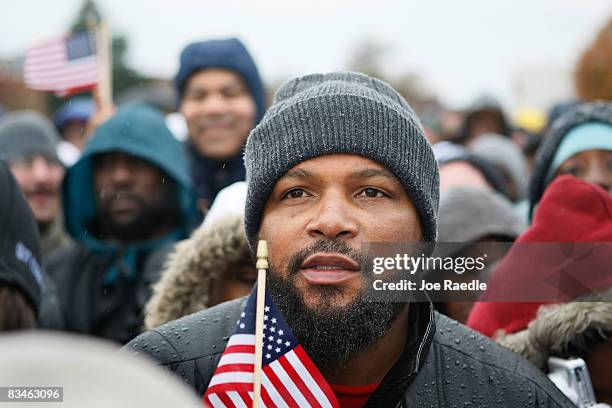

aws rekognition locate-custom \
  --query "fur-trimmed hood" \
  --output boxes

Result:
[144,215,251,329]
[497,288,612,369]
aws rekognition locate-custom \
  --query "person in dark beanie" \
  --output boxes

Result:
[433,141,511,198]
[0,111,72,258]
[433,186,525,323]
[175,38,266,212]
[126,72,571,408]
[469,133,528,202]
[0,160,64,331]
[45,104,199,344]
[529,101,612,220]
[455,96,512,144]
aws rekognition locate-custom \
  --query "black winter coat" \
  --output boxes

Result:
[125,298,573,408]
[45,242,171,344]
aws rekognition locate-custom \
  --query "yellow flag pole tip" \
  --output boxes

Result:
[256,240,268,270]
[256,240,268,258]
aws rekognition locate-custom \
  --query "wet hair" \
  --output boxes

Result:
[0,284,37,331]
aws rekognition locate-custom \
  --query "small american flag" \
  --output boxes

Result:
[24,31,98,97]
[203,287,339,408]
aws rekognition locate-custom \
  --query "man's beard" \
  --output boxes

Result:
[267,240,403,374]
[95,181,182,242]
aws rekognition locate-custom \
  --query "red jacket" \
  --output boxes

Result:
[467,175,612,338]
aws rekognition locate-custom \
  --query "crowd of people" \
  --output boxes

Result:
[0,35,611,407]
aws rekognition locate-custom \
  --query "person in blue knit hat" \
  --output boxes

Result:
[175,38,266,212]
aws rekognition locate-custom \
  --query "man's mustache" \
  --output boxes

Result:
[286,240,367,276]
[98,189,144,204]
[25,186,57,197]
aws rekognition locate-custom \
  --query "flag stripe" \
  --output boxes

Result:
[52,84,98,98]
[238,391,254,408]
[25,59,97,76]
[261,370,290,408]
[227,391,248,408]
[291,346,338,407]
[278,353,322,408]
[227,334,256,347]
[258,388,274,408]
[24,55,66,66]
[213,364,254,375]
[25,61,98,76]
[26,81,97,93]
[218,353,254,366]
[26,45,65,58]
[208,372,253,388]
[264,365,300,407]
[217,393,235,408]
[206,393,226,408]
[223,345,255,355]
[207,383,254,396]
[270,359,312,407]
[25,73,98,87]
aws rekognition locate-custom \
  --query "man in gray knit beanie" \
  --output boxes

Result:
[127,72,573,408]
[244,72,439,246]
[0,111,71,257]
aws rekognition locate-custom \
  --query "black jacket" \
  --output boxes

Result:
[45,242,171,344]
[125,298,573,408]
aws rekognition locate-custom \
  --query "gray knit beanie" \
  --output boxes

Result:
[0,110,60,164]
[438,186,525,243]
[244,72,439,247]
[469,133,528,200]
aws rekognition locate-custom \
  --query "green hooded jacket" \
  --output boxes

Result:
[46,104,198,344]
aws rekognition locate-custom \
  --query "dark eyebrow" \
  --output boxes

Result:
[351,168,398,181]
[279,167,398,182]
[281,169,316,180]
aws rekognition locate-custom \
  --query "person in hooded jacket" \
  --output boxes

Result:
[126,72,572,408]
[45,104,199,344]
[175,37,266,212]
[528,101,612,218]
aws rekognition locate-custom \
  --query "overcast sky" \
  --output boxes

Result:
[1,0,610,110]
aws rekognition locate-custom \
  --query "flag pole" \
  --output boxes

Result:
[253,240,268,408]
[95,20,113,107]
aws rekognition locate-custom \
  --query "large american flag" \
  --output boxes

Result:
[203,287,339,408]
[24,31,98,97]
